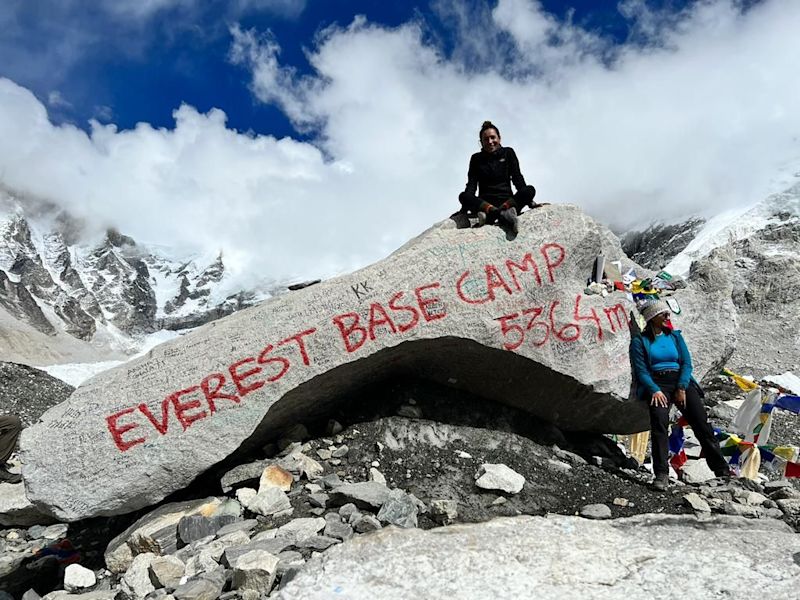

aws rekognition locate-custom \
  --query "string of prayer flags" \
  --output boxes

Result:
[721,368,760,392]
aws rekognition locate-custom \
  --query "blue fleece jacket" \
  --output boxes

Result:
[629,328,693,401]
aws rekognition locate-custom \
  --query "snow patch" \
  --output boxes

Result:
[666,182,800,277]
[42,329,183,386]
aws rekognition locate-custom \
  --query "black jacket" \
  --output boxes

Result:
[463,146,527,203]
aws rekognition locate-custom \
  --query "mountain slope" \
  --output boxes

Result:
[624,180,800,377]
[0,187,280,365]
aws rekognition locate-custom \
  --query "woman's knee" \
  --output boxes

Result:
[1,414,22,432]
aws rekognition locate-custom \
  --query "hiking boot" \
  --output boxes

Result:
[652,473,669,491]
[474,211,487,227]
[0,465,21,484]
[500,207,518,234]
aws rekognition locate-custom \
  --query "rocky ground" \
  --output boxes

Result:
[2,377,799,599]
[0,363,74,427]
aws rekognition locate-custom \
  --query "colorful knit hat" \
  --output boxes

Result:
[638,298,670,322]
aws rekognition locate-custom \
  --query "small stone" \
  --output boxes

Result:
[236,488,257,508]
[121,552,157,599]
[323,520,354,542]
[331,445,349,458]
[684,493,711,513]
[457,451,472,459]
[317,474,343,490]
[178,515,218,546]
[310,508,325,516]
[330,459,342,466]
[490,497,507,506]
[63,564,97,592]
[552,447,588,466]
[215,519,258,539]
[369,468,386,484]
[377,489,419,528]
[173,566,226,600]
[353,514,381,533]
[295,535,340,551]
[259,465,295,493]
[275,517,326,543]
[247,488,293,517]
[734,490,769,506]
[316,449,332,460]
[763,479,793,491]
[326,420,343,436]
[547,459,572,474]
[475,464,525,494]
[149,555,186,591]
[309,493,329,508]
[338,503,359,520]
[276,550,305,576]
[612,497,629,507]
[370,461,380,468]
[184,548,220,580]
[429,499,458,525]
[680,460,717,484]
[41,524,68,540]
[231,550,280,595]
[580,504,612,520]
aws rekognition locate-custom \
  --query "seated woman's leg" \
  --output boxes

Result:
[458,192,484,214]
[649,404,671,475]
[512,185,537,211]
[680,386,730,476]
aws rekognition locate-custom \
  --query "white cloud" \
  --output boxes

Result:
[1,0,799,288]
[47,90,73,109]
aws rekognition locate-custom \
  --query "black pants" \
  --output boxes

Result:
[458,185,537,215]
[649,372,729,477]
[0,414,21,464]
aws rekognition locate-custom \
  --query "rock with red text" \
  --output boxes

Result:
[19,204,735,521]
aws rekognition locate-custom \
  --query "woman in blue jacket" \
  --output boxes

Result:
[629,299,729,490]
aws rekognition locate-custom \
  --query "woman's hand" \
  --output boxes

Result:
[650,391,669,408]
[674,388,687,409]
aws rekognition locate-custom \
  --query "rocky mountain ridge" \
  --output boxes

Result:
[622,180,800,377]
[0,188,278,365]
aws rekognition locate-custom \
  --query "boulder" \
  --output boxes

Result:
[104,497,223,573]
[475,464,525,494]
[19,206,735,520]
[274,514,800,599]
[0,482,54,527]
[62,564,96,593]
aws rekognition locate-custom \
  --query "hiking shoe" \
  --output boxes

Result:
[500,207,518,234]
[473,211,488,227]
[652,473,669,491]
[0,465,21,484]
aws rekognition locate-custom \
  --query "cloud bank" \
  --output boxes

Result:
[1,0,799,286]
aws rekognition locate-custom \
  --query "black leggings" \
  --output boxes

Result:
[648,372,729,477]
[458,185,536,214]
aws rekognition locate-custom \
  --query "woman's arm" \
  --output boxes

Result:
[463,155,479,197]
[629,336,660,397]
[507,148,528,192]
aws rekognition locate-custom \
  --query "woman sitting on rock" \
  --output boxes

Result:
[457,120,540,233]
[629,299,730,490]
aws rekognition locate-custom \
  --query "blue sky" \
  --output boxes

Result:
[0,0,797,285]
[2,1,688,139]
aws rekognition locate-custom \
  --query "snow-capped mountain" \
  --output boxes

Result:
[0,186,280,365]
[623,179,800,377]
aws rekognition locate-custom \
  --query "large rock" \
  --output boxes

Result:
[275,514,800,599]
[0,482,54,527]
[104,497,223,573]
[20,206,734,520]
